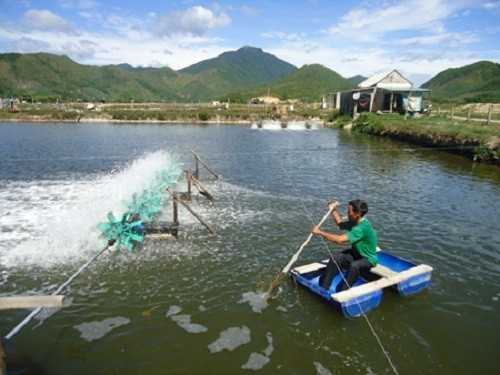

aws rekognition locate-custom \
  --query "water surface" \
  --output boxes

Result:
[0,122,498,374]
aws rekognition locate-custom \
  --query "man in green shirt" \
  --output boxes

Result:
[311,199,378,293]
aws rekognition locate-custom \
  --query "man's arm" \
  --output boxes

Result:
[311,227,349,244]
[328,202,345,229]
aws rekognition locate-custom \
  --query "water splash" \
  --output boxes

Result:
[0,151,180,267]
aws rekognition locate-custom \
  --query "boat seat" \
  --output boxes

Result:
[370,265,398,278]
[332,264,433,303]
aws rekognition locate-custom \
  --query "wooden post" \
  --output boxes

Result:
[467,106,471,122]
[195,158,199,179]
[450,105,454,119]
[189,149,219,180]
[0,329,5,375]
[487,105,492,125]
[437,105,440,115]
[172,194,178,224]
[187,172,213,200]
[167,189,217,235]
[187,172,192,195]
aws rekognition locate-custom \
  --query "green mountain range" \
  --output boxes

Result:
[0,47,497,103]
[421,61,500,102]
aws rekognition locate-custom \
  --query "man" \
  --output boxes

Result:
[311,199,378,293]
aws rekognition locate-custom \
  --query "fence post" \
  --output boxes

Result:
[450,105,454,119]
[487,105,492,125]
[467,106,471,122]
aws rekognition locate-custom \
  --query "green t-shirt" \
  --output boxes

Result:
[344,217,378,266]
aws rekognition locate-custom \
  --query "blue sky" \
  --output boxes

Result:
[0,0,498,85]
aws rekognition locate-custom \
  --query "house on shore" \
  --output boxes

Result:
[333,70,431,116]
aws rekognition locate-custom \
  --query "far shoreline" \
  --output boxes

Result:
[1,113,498,165]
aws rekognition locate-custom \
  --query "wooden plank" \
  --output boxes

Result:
[0,295,65,310]
[370,264,398,278]
[292,262,326,274]
[332,265,433,303]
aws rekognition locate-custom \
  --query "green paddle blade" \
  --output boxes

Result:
[97,159,182,251]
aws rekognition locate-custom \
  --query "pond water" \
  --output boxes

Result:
[0,122,499,374]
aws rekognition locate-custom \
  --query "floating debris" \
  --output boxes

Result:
[74,316,130,342]
[171,314,208,334]
[241,332,274,371]
[242,353,270,371]
[238,291,268,313]
[166,305,182,317]
[208,326,251,353]
[313,361,332,375]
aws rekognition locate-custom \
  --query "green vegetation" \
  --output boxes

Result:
[422,61,500,103]
[0,47,298,104]
[344,112,500,164]
[224,64,356,103]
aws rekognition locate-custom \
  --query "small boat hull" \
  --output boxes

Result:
[290,251,432,317]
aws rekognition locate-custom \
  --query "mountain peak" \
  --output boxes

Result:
[238,46,263,53]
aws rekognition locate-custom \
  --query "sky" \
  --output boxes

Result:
[0,0,498,86]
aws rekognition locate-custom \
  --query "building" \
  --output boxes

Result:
[333,70,431,116]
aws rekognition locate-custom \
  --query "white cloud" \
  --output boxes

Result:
[324,0,462,40]
[155,6,231,37]
[483,2,498,10]
[21,9,75,34]
[61,39,97,59]
[15,37,51,53]
[242,6,260,16]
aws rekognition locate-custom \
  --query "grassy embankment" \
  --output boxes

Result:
[1,102,498,164]
[333,109,499,165]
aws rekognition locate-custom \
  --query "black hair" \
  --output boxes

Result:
[349,199,368,216]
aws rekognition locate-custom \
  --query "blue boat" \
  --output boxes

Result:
[290,250,433,317]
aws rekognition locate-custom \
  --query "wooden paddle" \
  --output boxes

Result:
[264,201,339,298]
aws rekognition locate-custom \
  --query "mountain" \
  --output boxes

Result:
[0,47,297,102]
[348,75,367,85]
[180,46,296,85]
[233,64,357,102]
[1,49,498,104]
[0,52,182,102]
[422,61,500,102]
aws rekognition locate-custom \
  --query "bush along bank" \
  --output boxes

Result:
[337,113,499,165]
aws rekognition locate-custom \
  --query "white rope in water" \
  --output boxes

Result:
[4,243,111,343]
[276,160,399,375]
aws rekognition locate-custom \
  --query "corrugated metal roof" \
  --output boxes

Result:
[358,69,413,89]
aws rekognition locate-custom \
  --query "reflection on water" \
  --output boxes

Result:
[0,122,498,374]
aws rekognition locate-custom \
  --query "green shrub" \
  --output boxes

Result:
[325,109,339,122]
[352,113,384,134]
[473,143,499,164]
[198,111,210,121]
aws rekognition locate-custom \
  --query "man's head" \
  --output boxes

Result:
[347,199,368,222]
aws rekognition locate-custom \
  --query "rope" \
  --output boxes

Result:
[274,159,399,375]
[2,240,114,345]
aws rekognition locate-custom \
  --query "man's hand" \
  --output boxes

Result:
[328,201,337,211]
[311,226,321,235]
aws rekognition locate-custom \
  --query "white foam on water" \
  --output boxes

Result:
[313,362,332,375]
[241,332,273,371]
[0,151,180,268]
[166,305,182,317]
[257,120,282,131]
[238,291,268,313]
[242,353,270,371]
[74,316,130,342]
[208,326,251,353]
[285,121,307,131]
[170,313,208,334]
